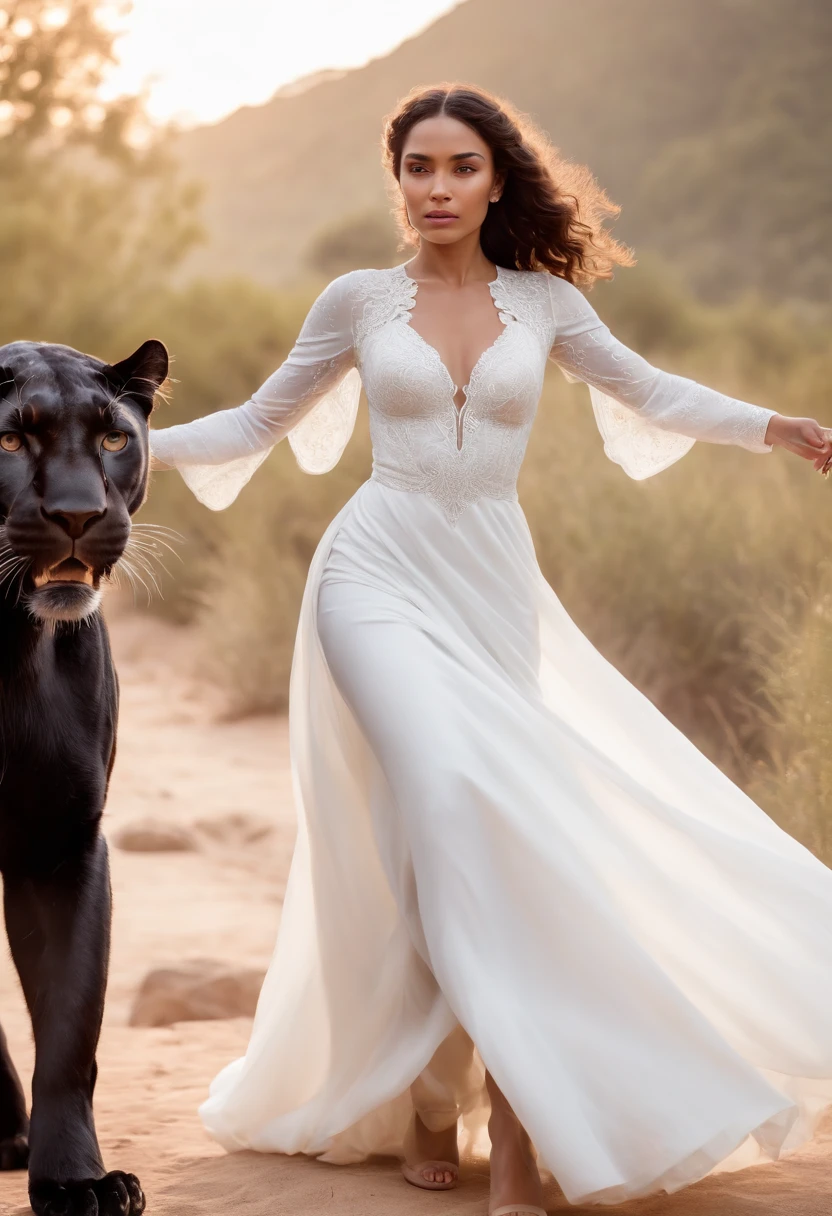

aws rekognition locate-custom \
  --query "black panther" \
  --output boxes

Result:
[0,337,168,1215]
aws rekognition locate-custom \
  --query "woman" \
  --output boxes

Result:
[149,84,832,1214]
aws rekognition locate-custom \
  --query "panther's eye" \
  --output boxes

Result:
[102,431,128,452]
[0,433,22,452]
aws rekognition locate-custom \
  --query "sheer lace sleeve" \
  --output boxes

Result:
[149,271,362,509]
[546,275,777,480]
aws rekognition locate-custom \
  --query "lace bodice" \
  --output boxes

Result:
[149,262,777,525]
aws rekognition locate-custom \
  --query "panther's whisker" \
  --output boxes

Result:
[129,536,180,560]
[128,525,178,542]
[113,559,142,603]
[0,555,25,582]
[0,564,24,586]
[126,536,168,553]
[124,536,175,573]
[129,554,171,584]
[0,557,29,601]
[124,551,163,597]
[105,565,130,597]
[123,541,167,570]
[131,523,185,541]
[114,555,140,592]
[125,542,175,570]
[14,371,35,408]
[129,528,183,557]
[1,569,28,592]
[118,556,153,605]
[0,556,26,585]
[13,563,31,607]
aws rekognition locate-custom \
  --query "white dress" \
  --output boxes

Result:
[149,262,832,1207]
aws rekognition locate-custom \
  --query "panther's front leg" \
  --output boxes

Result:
[0,1022,29,1169]
[3,836,145,1215]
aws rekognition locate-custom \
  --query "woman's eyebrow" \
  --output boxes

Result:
[403,151,486,162]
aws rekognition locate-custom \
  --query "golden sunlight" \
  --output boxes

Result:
[101,0,461,126]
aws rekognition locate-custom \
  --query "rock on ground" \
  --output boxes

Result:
[112,819,200,853]
[129,959,266,1027]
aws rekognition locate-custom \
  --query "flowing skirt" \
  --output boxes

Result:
[198,476,832,1206]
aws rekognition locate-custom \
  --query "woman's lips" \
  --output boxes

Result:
[425,214,457,224]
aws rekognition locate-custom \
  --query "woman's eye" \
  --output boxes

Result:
[0,433,22,452]
[102,431,128,452]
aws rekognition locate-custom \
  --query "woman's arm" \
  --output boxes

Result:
[149,271,358,471]
[546,275,780,453]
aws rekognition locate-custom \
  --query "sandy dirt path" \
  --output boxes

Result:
[1,605,831,1215]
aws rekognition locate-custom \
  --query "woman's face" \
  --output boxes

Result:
[399,115,503,247]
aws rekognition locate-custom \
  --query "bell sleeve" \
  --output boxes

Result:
[546,274,777,480]
[149,271,363,509]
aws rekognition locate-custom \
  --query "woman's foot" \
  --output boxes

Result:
[487,1073,546,1216]
[401,1109,459,1188]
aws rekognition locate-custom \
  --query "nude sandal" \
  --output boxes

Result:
[400,1159,459,1190]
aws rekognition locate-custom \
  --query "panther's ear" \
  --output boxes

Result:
[103,340,169,415]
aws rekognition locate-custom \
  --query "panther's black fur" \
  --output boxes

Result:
[0,337,168,1215]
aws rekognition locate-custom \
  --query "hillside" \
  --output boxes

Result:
[176,0,831,304]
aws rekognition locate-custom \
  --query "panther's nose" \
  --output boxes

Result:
[42,507,106,540]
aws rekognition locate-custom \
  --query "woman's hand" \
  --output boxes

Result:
[764,414,832,472]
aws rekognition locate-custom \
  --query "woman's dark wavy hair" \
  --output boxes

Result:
[381,82,635,288]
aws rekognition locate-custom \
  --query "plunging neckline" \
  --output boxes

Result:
[398,261,510,432]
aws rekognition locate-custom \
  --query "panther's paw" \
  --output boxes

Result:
[30,1170,145,1215]
[0,1133,28,1169]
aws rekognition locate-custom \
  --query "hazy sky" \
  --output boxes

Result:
[102,0,461,127]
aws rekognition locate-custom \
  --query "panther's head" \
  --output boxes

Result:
[0,338,169,623]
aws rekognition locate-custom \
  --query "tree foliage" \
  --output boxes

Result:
[0,1,202,353]
[0,1,147,161]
